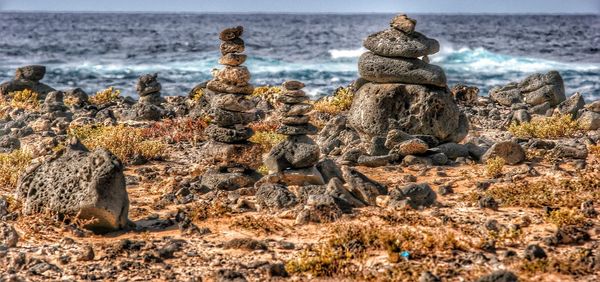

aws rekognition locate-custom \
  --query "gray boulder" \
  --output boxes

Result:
[0,222,19,248]
[584,100,600,113]
[256,184,297,210]
[556,92,585,118]
[363,29,439,58]
[358,52,447,87]
[342,166,387,205]
[489,71,566,107]
[389,183,436,209]
[475,270,519,282]
[348,83,466,143]
[482,141,526,165]
[435,142,469,159]
[264,135,320,172]
[15,141,130,233]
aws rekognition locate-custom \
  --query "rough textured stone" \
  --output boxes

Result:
[219,53,247,66]
[556,92,585,117]
[209,108,255,127]
[342,166,387,205]
[279,103,313,116]
[256,184,297,210]
[215,66,251,87]
[326,178,365,208]
[451,84,479,105]
[363,29,439,58]
[348,83,466,143]
[205,125,254,143]
[482,141,526,165]
[0,222,19,248]
[578,111,600,130]
[389,14,416,33]
[436,142,469,160]
[264,135,320,172]
[219,26,243,41]
[489,71,566,107]
[136,73,161,96]
[389,183,436,209]
[584,100,600,113]
[475,270,519,282]
[281,115,310,125]
[16,142,130,233]
[201,166,260,191]
[358,51,447,87]
[220,38,245,55]
[282,80,305,90]
[15,65,46,81]
[393,138,429,156]
[271,167,326,186]
[207,80,254,95]
[276,124,318,135]
[211,94,255,112]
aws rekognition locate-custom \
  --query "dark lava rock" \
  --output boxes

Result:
[342,166,387,205]
[255,183,298,210]
[389,183,437,209]
[475,270,519,282]
[524,244,547,260]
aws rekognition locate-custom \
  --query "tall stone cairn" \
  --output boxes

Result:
[263,81,324,185]
[348,14,468,143]
[205,26,256,144]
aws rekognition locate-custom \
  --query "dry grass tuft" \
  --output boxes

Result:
[485,157,505,178]
[142,117,208,145]
[190,87,204,102]
[482,173,600,208]
[248,120,286,151]
[2,89,41,111]
[545,208,587,227]
[89,86,121,105]
[229,215,286,234]
[0,150,32,191]
[252,85,283,105]
[508,114,581,139]
[69,124,165,162]
[314,86,354,115]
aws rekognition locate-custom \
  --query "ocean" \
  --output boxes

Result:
[0,13,598,100]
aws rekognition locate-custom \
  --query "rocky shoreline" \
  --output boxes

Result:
[1,14,599,282]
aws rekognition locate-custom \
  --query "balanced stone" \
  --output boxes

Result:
[279,103,313,116]
[277,124,318,135]
[205,124,254,143]
[219,26,243,41]
[207,80,254,95]
[364,29,439,58]
[282,115,310,125]
[277,94,309,104]
[211,93,255,112]
[390,14,416,34]
[215,66,251,86]
[264,135,320,171]
[136,73,161,96]
[358,51,447,87]
[219,53,247,66]
[220,38,245,55]
[283,80,305,90]
[209,108,255,127]
[15,65,46,81]
[284,89,307,97]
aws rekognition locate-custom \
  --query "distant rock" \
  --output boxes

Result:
[0,65,56,99]
[489,71,565,107]
[555,92,585,117]
[578,111,600,130]
[16,139,130,233]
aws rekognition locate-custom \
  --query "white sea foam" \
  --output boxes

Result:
[328,47,366,59]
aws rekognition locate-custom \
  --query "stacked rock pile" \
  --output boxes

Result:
[348,14,467,147]
[204,26,256,144]
[264,81,323,185]
[0,65,56,99]
[129,73,165,121]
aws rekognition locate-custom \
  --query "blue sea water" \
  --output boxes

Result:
[0,13,598,100]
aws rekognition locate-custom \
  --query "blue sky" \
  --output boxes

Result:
[0,0,598,14]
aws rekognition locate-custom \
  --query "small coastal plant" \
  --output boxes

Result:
[142,118,209,145]
[508,114,581,139]
[252,85,283,105]
[3,89,41,111]
[89,87,121,105]
[0,150,32,190]
[190,87,204,102]
[485,157,505,178]
[545,208,586,227]
[248,120,286,151]
[69,124,165,162]
[314,86,354,115]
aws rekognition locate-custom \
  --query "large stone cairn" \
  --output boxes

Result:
[0,65,56,99]
[263,81,324,185]
[348,14,467,145]
[204,26,256,145]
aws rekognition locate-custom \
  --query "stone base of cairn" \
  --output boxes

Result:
[263,81,324,186]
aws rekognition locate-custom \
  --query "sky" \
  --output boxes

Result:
[0,0,598,14]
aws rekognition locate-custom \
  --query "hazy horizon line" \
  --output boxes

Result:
[0,10,598,16]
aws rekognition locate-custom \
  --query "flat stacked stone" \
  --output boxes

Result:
[205,26,256,144]
[348,14,468,144]
[0,65,56,100]
[264,81,324,185]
